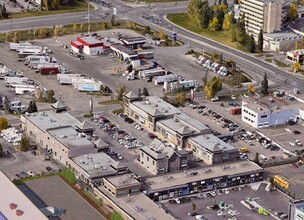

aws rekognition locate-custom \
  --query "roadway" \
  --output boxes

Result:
[0,0,303,90]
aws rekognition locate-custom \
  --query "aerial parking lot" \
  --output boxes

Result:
[162,183,289,220]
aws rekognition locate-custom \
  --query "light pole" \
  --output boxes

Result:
[87,0,90,33]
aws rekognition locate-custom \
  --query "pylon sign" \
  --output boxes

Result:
[172,29,177,41]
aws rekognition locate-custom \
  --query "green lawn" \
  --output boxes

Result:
[167,13,247,52]
[8,1,94,19]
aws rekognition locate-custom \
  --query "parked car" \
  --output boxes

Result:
[117,154,123,160]
[211,97,219,102]
[293,130,301,135]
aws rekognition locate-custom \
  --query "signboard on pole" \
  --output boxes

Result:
[172,29,177,42]
[113,7,117,16]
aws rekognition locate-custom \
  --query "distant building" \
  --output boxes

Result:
[286,49,304,64]
[240,0,282,35]
[187,134,238,165]
[0,171,48,220]
[139,139,190,175]
[241,97,304,128]
[289,199,304,220]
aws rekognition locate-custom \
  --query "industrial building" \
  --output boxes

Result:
[240,0,282,35]
[139,139,190,175]
[70,36,110,56]
[0,171,48,220]
[289,199,304,220]
[143,161,264,201]
[241,97,304,128]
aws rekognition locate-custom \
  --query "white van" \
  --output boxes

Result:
[259,154,267,161]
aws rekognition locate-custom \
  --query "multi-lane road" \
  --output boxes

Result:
[0,0,303,90]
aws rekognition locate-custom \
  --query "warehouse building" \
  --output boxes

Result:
[143,161,264,201]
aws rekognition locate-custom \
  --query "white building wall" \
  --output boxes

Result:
[83,46,103,56]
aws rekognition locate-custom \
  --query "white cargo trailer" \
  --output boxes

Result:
[13,85,37,95]
[77,82,102,92]
[4,77,28,86]
[154,74,180,85]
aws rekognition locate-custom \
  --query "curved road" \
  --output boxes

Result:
[0,0,302,90]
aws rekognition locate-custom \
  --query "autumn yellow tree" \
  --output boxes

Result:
[159,28,166,40]
[287,3,298,21]
[222,14,231,30]
[292,62,301,73]
[209,17,221,31]
[72,24,78,33]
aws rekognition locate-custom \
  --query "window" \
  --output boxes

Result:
[261,115,267,118]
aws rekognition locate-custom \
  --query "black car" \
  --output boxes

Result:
[293,130,301,135]
[46,167,53,171]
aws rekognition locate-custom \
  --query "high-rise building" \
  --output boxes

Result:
[240,0,282,35]
[289,199,304,220]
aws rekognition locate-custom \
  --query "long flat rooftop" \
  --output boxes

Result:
[110,44,137,55]
[189,133,237,152]
[145,161,263,192]
[131,96,181,117]
[24,110,80,132]
[98,188,175,220]
[72,153,127,178]
[47,126,94,149]
[0,171,48,220]
[104,174,140,189]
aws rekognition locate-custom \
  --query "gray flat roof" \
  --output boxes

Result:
[47,126,94,149]
[175,112,211,132]
[104,174,140,189]
[98,188,176,220]
[0,171,48,220]
[189,133,237,152]
[24,110,80,132]
[264,31,302,40]
[110,44,137,55]
[146,161,263,192]
[122,37,146,44]
[132,96,181,117]
[72,153,127,178]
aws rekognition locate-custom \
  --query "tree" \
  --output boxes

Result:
[287,3,298,22]
[230,10,236,24]
[253,152,260,165]
[295,41,300,50]
[260,72,269,95]
[257,29,263,52]
[43,0,50,10]
[0,144,2,157]
[0,117,8,131]
[202,69,209,87]
[222,13,231,30]
[192,202,197,212]
[159,28,166,40]
[175,93,187,106]
[216,8,225,29]
[2,96,9,113]
[223,0,228,6]
[209,17,221,31]
[204,77,222,98]
[20,136,30,151]
[187,0,203,27]
[32,102,38,112]
[247,34,256,53]
[228,24,237,42]
[292,62,301,73]
[0,3,8,19]
[72,24,78,33]
[142,87,150,96]
[233,0,238,4]
[219,53,223,64]
[116,84,126,100]
[144,26,151,34]
[247,84,256,94]
[46,90,56,103]
[200,0,211,29]
[52,0,61,9]
[235,25,246,44]
[13,32,20,43]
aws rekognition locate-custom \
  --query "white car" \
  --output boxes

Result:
[211,97,219,102]
[289,141,296,146]
[27,171,35,177]
[285,128,292,133]
[217,211,225,216]
[117,154,123,160]
[231,95,236,100]
[295,140,302,146]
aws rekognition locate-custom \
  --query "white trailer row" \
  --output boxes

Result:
[164,80,201,92]
[57,74,102,92]
[4,77,29,86]
[139,67,167,79]
[154,73,183,85]
[11,84,38,95]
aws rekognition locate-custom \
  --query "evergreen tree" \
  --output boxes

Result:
[0,143,3,157]
[248,34,256,53]
[230,10,236,24]
[260,72,269,95]
[257,29,263,51]
[223,0,228,6]
[32,102,38,112]
[200,0,211,29]
[217,9,225,29]
[218,0,222,4]
[142,87,150,96]
[187,0,203,27]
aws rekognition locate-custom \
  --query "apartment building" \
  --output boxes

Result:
[240,0,282,35]
[289,199,304,220]
[139,139,190,175]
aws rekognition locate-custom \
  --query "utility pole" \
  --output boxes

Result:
[87,0,90,33]
[10,19,12,32]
